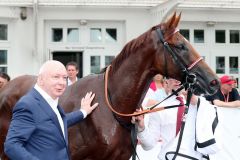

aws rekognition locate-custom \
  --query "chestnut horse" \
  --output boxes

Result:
[0,13,219,160]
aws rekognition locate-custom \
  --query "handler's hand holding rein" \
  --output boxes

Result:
[182,90,199,106]
[131,109,145,132]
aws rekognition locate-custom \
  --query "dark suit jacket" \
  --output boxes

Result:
[4,88,84,160]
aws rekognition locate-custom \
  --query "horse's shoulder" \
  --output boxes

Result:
[60,74,104,109]
[74,73,104,87]
[80,73,103,81]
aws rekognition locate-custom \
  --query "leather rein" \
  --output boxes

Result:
[104,27,203,117]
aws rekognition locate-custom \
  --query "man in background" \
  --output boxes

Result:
[206,75,240,107]
[207,75,240,160]
[66,61,79,86]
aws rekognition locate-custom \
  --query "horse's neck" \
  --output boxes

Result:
[108,55,155,113]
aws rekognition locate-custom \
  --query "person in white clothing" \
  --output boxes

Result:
[132,74,164,160]
[142,74,164,107]
[132,78,221,160]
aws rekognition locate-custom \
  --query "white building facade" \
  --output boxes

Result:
[1,1,240,160]
[0,0,240,85]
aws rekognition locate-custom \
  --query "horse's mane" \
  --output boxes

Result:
[110,24,161,73]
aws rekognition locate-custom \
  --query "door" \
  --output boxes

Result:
[52,51,83,78]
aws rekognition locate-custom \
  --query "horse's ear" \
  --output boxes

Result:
[173,12,181,28]
[166,12,177,29]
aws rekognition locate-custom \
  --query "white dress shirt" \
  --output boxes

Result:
[67,77,78,86]
[34,84,65,138]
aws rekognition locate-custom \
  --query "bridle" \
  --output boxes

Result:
[104,27,204,160]
[156,27,203,85]
[157,27,203,160]
[104,27,203,117]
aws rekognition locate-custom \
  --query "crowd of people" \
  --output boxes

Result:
[132,77,221,160]
[1,60,240,160]
[131,74,240,160]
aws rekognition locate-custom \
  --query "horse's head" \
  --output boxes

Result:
[152,12,219,95]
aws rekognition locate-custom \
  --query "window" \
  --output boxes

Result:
[179,29,189,41]
[216,56,225,74]
[0,50,7,72]
[105,28,117,42]
[90,27,118,43]
[230,30,239,43]
[194,30,204,43]
[0,24,7,40]
[215,30,225,43]
[105,56,115,66]
[67,28,79,42]
[229,57,238,74]
[90,56,100,74]
[52,28,63,42]
[90,28,102,42]
[51,27,80,43]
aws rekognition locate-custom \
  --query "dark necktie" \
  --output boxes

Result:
[176,96,185,136]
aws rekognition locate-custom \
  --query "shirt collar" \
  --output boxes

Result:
[67,77,78,86]
[34,84,58,109]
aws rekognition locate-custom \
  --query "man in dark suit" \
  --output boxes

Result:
[4,60,98,160]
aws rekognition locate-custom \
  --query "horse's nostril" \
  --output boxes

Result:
[210,79,218,87]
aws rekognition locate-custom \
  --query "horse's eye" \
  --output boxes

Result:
[177,44,187,50]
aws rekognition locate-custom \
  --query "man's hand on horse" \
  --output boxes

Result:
[131,109,145,132]
[81,91,99,115]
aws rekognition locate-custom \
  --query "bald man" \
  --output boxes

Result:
[4,60,98,160]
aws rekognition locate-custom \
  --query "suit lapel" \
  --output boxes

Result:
[58,105,68,145]
[57,106,71,159]
[31,89,68,145]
